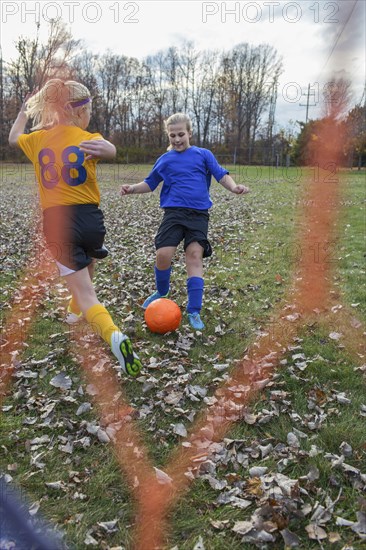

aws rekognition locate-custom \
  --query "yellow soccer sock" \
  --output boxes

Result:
[85,304,120,346]
[68,296,81,316]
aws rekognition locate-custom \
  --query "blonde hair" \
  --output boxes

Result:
[25,79,91,130]
[164,113,192,150]
[164,112,192,133]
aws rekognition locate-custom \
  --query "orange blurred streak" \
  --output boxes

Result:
[69,327,156,492]
[1,118,351,550]
[291,119,343,315]
[0,247,158,550]
[0,242,56,406]
[132,318,300,549]
[132,119,344,549]
[0,229,155,504]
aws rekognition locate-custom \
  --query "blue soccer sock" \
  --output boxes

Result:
[187,277,204,314]
[155,266,171,296]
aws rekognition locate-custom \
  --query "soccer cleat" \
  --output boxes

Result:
[65,306,83,325]
[110,331,142,377]
[187,312,205,330]
[142,290,169,310]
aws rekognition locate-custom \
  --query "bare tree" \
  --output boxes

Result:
[144,51,171,147]
[190,50,220,146]
[163,47,182,113]
[0,47,8,159]
[7,20,80,102]
[212,74,230,146]
[322,76,353,120]
[176,41,199,113]
[220,43,283,162]
[4,27,287,162]
[37,20,80,85]
[96,52,141,139]
[344,102,366,168]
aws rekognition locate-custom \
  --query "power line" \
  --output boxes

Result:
[315,0,359,83]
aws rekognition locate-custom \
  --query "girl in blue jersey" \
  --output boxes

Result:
[120,113,249,330]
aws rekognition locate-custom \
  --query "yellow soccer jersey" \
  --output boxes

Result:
[17,125,103,210]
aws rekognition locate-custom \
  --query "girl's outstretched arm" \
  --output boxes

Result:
[219,174,250,194]
[120,182,152,195]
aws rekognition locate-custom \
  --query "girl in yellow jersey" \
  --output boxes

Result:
[9,79,142,377]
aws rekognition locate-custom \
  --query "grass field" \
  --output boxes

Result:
[0,164,365,549]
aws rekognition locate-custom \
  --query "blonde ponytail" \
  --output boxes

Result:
[25,79,91,130]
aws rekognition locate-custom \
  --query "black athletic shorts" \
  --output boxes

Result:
[43,204,107,272]
[155,207,212,258]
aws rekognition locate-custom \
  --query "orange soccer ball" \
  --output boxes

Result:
[144,298,182,334]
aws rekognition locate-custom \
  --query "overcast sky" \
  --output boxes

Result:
[1,0,365,129]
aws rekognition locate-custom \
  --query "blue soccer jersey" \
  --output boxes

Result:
[144,146,229,209]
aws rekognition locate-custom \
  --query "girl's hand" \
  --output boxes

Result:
[233,184,250,194]
[9,88,39,147]
[20,88,38,114]
[79,139,116,160]
[120,185,135,196]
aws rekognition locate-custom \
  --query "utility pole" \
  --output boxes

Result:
[267,81,277,165]
[300,83,316,123]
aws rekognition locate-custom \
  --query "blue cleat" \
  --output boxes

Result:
[142,290,169,309]
[187,312,205,330]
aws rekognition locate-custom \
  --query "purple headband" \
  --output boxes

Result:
[69,97,91,108]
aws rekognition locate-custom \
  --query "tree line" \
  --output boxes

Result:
[1,20,365,167]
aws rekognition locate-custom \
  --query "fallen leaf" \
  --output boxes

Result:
[305,524,327,540]
[280,528,301,547]
[154,467,173,485]
[49,372,72,390]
